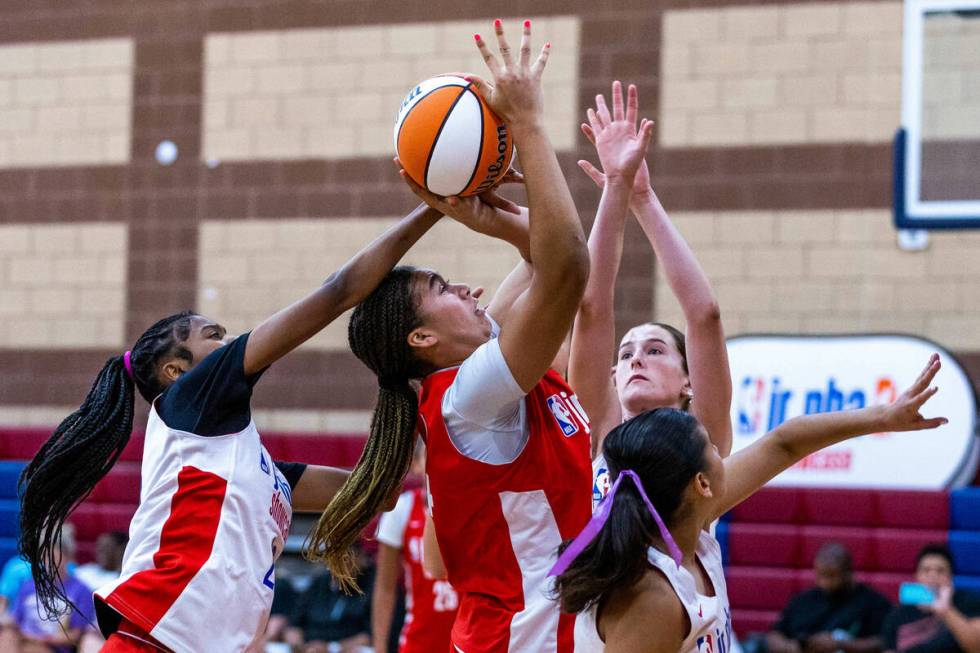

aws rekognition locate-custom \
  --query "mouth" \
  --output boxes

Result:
[627,374,648,385]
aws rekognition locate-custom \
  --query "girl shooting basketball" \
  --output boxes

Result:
[554,355,947,652]
[18,201,447,652]
[569,82,734,506]
[306,19,653,653]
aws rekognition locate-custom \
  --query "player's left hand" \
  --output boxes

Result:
[875,354,948,433]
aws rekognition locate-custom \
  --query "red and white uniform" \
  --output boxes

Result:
[419,332,593,653]
[377,488,458,653]
[94,405,292,653]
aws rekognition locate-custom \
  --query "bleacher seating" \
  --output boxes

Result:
[723,486,980,637]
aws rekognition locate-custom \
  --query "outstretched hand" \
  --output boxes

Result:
[578,81,654,194]
[877,354,948,432]
[467,19,550,126]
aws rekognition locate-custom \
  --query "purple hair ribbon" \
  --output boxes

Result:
[123,350,134,381]
[548,469,683,577]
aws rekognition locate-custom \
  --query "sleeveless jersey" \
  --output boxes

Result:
[574,530,733,653]
[419,367,593,653]
[397,488,458,653]
[94,404,293,653]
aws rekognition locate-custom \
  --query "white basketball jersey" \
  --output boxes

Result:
[94,404,292,653]
[574,531,733,653]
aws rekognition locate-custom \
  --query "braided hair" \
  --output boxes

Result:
[305,266,430,592]
[19,311,195,617]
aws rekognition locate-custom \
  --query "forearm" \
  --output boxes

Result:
[568,180,629,421]
[766,632,801,653]
[515,121,589,289]
[941,608,980,653]
[631,192,719,322]
[371,588,397,653]
[841,636,885,653]
[325,203,441,311]
[772,406,886,461]
[423,514,449,580]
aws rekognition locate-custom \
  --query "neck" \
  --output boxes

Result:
[653,515,702,563]
[621,399,683,422]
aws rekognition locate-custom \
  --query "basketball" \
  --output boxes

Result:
[394,75,515,197]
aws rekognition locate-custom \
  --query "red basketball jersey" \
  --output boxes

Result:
[419,367,593,653]
[398,487,458,653]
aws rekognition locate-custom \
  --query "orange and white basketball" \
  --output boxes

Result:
[394,75,515,197]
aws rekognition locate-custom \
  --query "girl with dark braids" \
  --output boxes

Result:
[306,20,652,653]
[17,200,465,653]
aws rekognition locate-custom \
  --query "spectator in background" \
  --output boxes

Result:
[286,546,374,653]
[883,544,980,653]
[5,527,95,653]
[767,542,892,653]
[74,531,127,592]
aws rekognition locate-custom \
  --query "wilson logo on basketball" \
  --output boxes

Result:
[474,124,510,194]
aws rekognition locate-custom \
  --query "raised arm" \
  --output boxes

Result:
[469,20,590,391]
[241,203,441,375]
[630,190,732,456]
[712,355,946,520]
[569,82,654,448]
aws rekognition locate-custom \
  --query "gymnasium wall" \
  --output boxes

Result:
[0,0,977,434]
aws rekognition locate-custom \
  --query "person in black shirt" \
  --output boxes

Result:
[882,544,980,653]
[767,542,892,653]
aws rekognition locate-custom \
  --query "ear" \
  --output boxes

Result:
[161,359,189,384]
[407,326,439,352]
[693,471,714,499]
[681,380,694,401]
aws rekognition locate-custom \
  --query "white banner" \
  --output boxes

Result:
[728,334,978,489]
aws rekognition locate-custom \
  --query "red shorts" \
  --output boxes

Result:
[100,619,171,652]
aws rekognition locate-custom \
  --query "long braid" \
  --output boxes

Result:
[19,311,195,618]
[306,267,427,592]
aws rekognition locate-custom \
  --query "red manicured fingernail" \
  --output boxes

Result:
[494,19,501,28]
[474,33,481,41]
[524,20,531,28]
[545,42,551,48]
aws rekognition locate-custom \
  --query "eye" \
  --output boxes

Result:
[210,331,222,339]
[648,347,663,356]
[439,282,449,293]
[619,351,632,361]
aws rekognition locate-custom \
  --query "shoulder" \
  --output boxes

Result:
[954,588,980,613]
[601,569,687,651]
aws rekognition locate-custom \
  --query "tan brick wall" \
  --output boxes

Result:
[0,38,133,167]
[660,2,902,147]
[654,210,980,349]
[0,223,127,348]
[922,15,980,139]
[198,217,522,351]
[202,17,580,161]
[0,404,369,432]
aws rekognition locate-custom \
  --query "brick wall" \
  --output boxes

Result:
[0,0,977,429]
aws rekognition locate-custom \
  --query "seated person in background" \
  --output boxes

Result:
[74,531,127,592]
[5,528,95,653]
[767,542,892,653]
[286,545,374,653]
[883,544,980,653]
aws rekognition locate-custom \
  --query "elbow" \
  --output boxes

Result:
[562,240,591,295]
[321,268,356,312]
[687,299,722,326]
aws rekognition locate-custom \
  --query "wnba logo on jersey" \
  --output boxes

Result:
[546,392,590,437]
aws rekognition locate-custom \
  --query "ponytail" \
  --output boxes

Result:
[19,355,134,617]
[19,310,195,617]
[305,266,428,592]
[305,382,417,591]
[553,480,658,614]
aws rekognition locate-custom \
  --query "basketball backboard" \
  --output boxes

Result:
[895,0,980,229]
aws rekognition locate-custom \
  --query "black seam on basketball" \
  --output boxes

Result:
[459,84,484,196]
[423,85,469,193]
[395,83,467,154]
